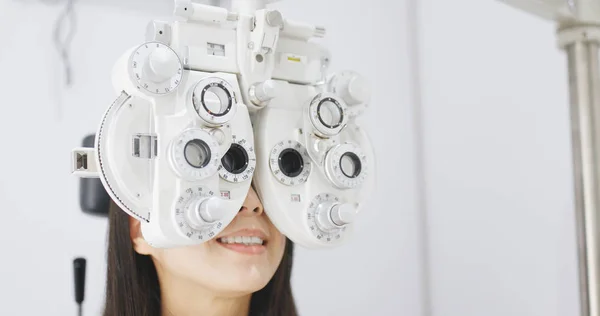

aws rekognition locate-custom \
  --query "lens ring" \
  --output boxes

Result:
[317,97,344,129]
[339,152,362,178]
[184,139,212,169]
[324,143,367,189]
[278,148,304,178]
[170,129,221,181]
[191,78,238,126]
[221,143,249,174]
[199,82,233,117]
[218,137,256,183]
[269,140,312,186]
[308,93,349,138]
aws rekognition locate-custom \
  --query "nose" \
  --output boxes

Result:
[239,191,264,216]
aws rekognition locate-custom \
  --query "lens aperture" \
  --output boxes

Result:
[317,98,344,129]
[221,143,249,174]
[278,148,304,178]
[184,139,212,169]
[201,85,231,116]
[339,152,362,178]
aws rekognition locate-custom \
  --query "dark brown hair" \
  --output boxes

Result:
[102,199,298,316]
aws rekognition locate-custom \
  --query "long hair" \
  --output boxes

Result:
[102,199,298,316]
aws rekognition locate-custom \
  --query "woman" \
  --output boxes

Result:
[102,185,298,316]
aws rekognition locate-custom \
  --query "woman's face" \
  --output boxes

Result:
[130,186,287,295]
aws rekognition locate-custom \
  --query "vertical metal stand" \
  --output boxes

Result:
[559,24,600,316]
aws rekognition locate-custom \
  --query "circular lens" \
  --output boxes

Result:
[221,144,249,174]
[278,148,304,178]
[192,79,238,126]
[339,152,362,178]
[317,98,344,129]
[184,139,212,168]
[202,85,231,116]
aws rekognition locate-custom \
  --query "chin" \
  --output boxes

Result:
[215,265,275,295]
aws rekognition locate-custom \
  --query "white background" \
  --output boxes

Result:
[417,1,580,316]
[0,0,582,315]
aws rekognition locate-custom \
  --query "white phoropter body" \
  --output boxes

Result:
[75,39,256,248]
[493,1,600,316]
[252,79,375,248]
[71,0,376,250]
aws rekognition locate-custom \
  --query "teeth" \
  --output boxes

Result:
[219,236,264,245]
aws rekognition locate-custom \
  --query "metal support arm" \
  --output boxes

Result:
[558,23,600,316]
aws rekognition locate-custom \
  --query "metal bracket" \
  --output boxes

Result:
[132,134,158,159]
[71,147,99,178]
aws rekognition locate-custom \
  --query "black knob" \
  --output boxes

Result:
[79,134,110,217]
[73,257,86,304]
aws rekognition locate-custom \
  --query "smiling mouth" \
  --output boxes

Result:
[215,236,268,255]
[216,236,267,246]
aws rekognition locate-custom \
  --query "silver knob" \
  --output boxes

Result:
[249,80,278,106]
[331,204,356,226]
[330,71,371,106]
[266,10,283,27]
[142,46,180,83]
[316,202,356,232]
[185,197,224,230]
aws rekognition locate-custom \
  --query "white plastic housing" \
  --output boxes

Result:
[326,70,371,117]
[70,5,377,251]
[252,80,376,249]
[271,36,331,86]
[93,43,255,248]
[146,7,330,110]
[169,21,239,74]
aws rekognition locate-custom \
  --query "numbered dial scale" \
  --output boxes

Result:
[218,136,256,183]
[269,140,312,186]
[306,193,353,243]
[325,143,368,189]
[129,42,183,95]
[192,78,238,126]
[308,93,349,138]
[170,129,222,182]
[174,187,224,241]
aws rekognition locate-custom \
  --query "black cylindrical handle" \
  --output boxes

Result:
[79,134,110,217]
[73,257,86,304]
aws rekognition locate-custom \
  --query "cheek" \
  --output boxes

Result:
[269,233,286,265]
[150,240,287,294]
[153,245,221,283]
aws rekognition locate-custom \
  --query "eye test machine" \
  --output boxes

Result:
[498,1,600,316]
[70,0,375,313]
[71,0,375,249]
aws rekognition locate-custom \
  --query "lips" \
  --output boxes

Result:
[215,229,269,255]
[218,236,265,245]
[216,228,268,244]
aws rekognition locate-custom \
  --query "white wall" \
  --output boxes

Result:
[417,1,581,316]
[0,1,419,315]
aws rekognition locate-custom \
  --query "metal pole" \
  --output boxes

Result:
[563,34,600,316]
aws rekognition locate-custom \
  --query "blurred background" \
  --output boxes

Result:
[0,0,581,315]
